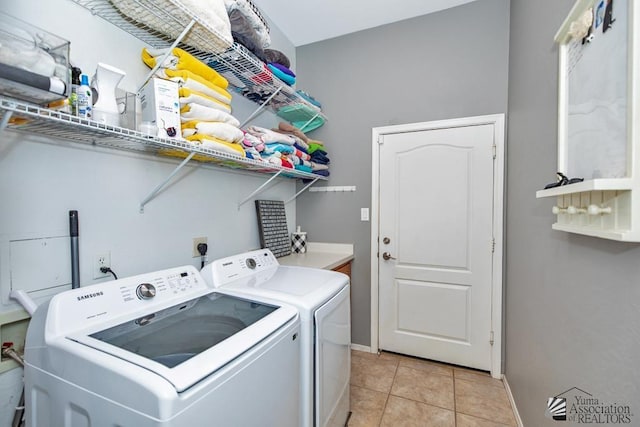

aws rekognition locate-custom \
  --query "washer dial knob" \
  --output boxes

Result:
[136,283,156,300]
[246,258,257,269]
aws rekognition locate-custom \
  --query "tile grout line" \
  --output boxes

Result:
[377,357,399,427]
[453,371,457,427]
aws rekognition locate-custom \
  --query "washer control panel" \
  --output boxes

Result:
[202,249,279,287]
[48,266,210,336]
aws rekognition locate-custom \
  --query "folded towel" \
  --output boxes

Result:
[295,164,313,173]
[265,143,294,154]
[246,125,297,144]
[182,120,244,143]
[277,104,325,132]
[268,63,295,78]
[142,47,229,89]
[267,64,295,85]
[307,141,326,154]
[310,148,330,165]
[186,134,245,157]
[278,122,309,143]
[311,162,329,171]
[181,103,240,127]
[294,149,310,161]
[179,87,231,113]
[296,90,321,108]
[293,142,309,154]
[156,68,232,104]
[241,132,266,151]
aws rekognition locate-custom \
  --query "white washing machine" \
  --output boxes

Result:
[24,265,301,427]
[201,249,351,427]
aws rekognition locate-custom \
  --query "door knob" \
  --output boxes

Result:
[382,252,396,261]
[383,237,390,244]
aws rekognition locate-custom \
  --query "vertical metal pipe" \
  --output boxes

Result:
[69,210,80,289]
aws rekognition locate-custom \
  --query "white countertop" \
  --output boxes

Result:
[278,243,354,270]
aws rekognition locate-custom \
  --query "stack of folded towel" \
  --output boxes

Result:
[239,122,329,176]
[142,47,245,158]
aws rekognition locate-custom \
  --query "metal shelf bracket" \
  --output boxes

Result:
[0,110,14,133]
[239,86,284,128]
[140,151,196,213]
[137,19,197,93]
[285,178,319,204]
[238,170,283,209]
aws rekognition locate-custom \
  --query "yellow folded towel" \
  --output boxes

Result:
[186,134,245,157]
[179,88,231,114]
[142,47,229,89]
[156,69,232,104]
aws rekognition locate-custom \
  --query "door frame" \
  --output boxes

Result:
[370,114,505,378]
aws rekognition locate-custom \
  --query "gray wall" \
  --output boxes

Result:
[296,0,510,346]
[506,0,640,425]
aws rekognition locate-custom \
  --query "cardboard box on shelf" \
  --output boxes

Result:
[139,78,181,138]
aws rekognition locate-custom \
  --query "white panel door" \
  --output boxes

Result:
[378,123,495,370]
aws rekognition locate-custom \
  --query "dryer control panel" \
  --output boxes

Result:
[201,249,279,287]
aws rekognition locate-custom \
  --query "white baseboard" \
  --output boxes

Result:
[350,343,372,353]
[502,374,524,427]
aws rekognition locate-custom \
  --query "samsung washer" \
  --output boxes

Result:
[201,249,351,427]
[24,265,301,427]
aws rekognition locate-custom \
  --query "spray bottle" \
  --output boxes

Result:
[77,74,92,119]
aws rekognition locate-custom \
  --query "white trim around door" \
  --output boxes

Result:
[370,114,505,378]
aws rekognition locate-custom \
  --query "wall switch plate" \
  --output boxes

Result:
[361,208,370,221]
[192,237,208,257]
[94,252,111,279]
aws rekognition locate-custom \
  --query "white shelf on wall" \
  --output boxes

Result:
[0,97,326,211]
[540,0,640,241]
[536,178,633,197]
[69,0,327,129]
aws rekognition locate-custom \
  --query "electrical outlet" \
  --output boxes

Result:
[94,252,111,279]
[192,237,208,257]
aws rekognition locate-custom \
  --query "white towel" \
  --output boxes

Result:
[181,103,240,127]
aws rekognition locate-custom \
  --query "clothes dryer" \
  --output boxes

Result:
[201,249,351,427]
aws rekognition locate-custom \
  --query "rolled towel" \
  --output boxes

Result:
[156,68,232,104]
[295,164,313,173]
[181,103,240,127]
[179,88,231,113]
[247,125,296,144]
[268,63,295,77]
[265,143,295,154]
[182,120,244,143]
[278,122,309,143]
[142,47,229,89]
[267,64,295,85]
[311,162,329,171]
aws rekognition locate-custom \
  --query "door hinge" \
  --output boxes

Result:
[378,135,384,145]
[491,238,496,253]
[492,143,497,159]
[490,331,495,346]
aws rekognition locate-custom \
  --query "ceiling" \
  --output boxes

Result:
[253,0,478,47]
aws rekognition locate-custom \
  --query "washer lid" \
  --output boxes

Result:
[68,291,297,392]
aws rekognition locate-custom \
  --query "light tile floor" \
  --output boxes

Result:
[348,350,517,427]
